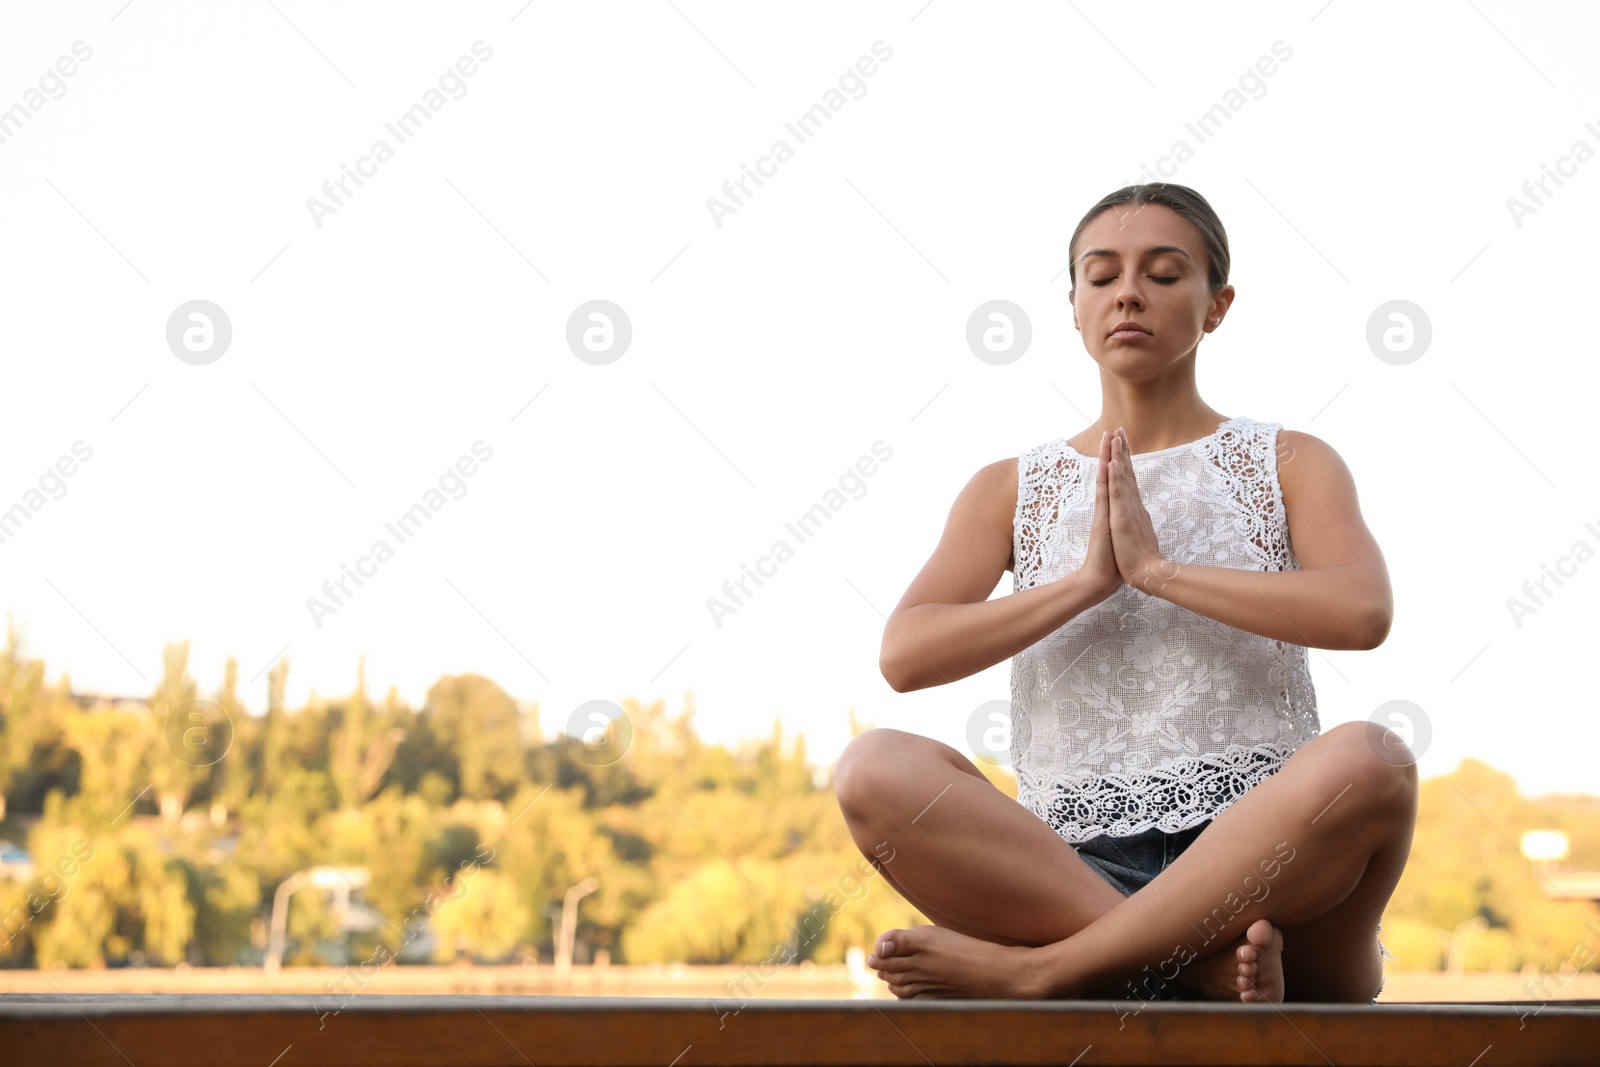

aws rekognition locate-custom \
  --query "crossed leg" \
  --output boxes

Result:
[834,731,1277,1000]
[832,720,1418,1002]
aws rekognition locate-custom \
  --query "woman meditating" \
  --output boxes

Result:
[833,183,1416,1004]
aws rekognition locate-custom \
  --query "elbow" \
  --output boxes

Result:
[880,620,920,693]
[880,648,932,693]
[1355,605,1393,650]
[880,650,908,694]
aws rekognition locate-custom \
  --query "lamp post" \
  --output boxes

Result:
[265,866,370,974]
[555,877,598,976]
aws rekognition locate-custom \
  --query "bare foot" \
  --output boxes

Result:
[1174,919,1283,1002]
[866,926,1042,999]
[1233,918,1285,1003]
[1175,932,1256,1001]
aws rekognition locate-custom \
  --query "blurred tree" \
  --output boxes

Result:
[0,877,33,963]
[623,860,766,963]
[129,829,195,965]
[0,616,38,823]
[1385,758,1600,973]
[149,641,202,822]
[3,624,1598,977]
[206,656,253,824]
[0,622,76,818]
[258,657,291,796]
[429,867,531,963]
[28,794,128,968]
[1376,916,1447,972]
[329,657,404,812]
[423,674,523,801]
[189,859,260,965]
[63,707,151,826]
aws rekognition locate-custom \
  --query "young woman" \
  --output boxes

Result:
[832,183,1415,1004]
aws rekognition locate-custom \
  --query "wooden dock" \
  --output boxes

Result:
[2,993,1597,1066]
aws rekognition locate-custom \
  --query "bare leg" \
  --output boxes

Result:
[834,728,1271,998]
[866,721,1417,1001]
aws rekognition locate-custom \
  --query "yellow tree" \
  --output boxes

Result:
[148,641,202,821]
[424,674,524,800]
[329,657,404,812]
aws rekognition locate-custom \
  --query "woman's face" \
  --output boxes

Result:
[1069,202,1233,376]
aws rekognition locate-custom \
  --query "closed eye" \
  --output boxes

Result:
[1090,276,1179,287]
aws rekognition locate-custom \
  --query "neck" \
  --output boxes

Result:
[1092,357,1225,452]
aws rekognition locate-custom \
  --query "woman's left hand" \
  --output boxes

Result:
[1107,427,1177,595]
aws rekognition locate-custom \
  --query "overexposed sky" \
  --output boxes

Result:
[1,1,1596,796]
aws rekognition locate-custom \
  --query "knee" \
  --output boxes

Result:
[832,728,918,821]
[1321,721,1419,808]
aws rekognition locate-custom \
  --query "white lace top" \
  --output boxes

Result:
[1009,415,1318,843]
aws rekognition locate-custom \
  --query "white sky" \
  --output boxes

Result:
[1,1,1596,796]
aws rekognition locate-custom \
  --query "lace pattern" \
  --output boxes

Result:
[1010,416,1319,842]
[1019,744,1293,838]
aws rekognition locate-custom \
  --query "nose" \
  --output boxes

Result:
[1114,276,1146,310]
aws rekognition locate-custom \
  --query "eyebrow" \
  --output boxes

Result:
[1077,245,1194,265]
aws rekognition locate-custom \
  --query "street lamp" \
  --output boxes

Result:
[265,865,370,974]
[555,877,598,976]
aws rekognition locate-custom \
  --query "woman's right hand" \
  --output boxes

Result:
[1078,430,1125,604]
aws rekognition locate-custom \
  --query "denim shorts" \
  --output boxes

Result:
[1072,820,1212,1001]
[1072,820,1389,1004]
[1073,819,1212,899]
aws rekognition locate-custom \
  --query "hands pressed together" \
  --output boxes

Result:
[1079,427,1179,602]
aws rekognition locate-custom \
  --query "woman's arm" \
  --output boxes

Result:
[880,458,1117,693]
[1108,428,1393,650]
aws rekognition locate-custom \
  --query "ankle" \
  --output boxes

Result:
[1029,939,1103,999]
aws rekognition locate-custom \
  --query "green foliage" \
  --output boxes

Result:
[1383,757,1600,972]
[1377,917,1446,972]
[190,860,260,965]
[2,619,1597,973]
[429,869,531,963]
[421,675,524,802]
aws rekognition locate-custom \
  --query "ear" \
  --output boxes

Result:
[1204,284,1236,332]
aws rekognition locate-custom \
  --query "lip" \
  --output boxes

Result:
[1109,321,1151,337]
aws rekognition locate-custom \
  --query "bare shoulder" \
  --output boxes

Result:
[1274,428,1356,495]
[1272,427,1381,567]
[968,455,1022,572]
[973,454,1021,505]
[889,455,1019,617]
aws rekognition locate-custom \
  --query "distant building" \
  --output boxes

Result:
[0,842,34,882]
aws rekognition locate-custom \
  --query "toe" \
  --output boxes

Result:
[1246,918,1276,947]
